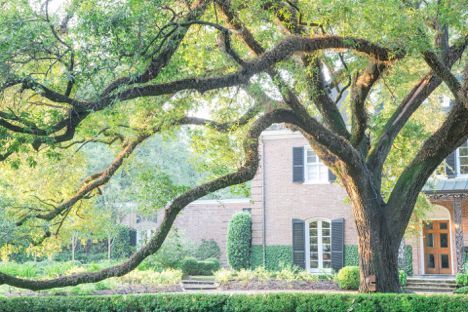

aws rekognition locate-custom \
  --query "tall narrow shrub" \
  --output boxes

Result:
[226,212,252,270]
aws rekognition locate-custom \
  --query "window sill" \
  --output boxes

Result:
[303,181,330,185]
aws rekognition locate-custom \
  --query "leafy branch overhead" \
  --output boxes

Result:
[0,0,466,292]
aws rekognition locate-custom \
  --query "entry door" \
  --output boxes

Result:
[423,220,451,274]
[307,220,332,272]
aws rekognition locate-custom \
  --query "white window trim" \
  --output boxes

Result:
[305,218,333,273]
[455,144,468,178]
[303,146,329,184]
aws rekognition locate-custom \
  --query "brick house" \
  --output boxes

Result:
[125,127,468,276]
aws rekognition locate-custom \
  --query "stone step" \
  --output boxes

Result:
[407,281,457,287]
[182,284,218,291]
[182,280,216,285]
[405,287,454,293]
[406,284,456,290]
[406,288,453,294]
[407,277,455,282]
[407,279,456,283]
[183,285,218,290]
[181,280,218,291]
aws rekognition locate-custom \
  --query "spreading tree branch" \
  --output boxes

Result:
[350,62,386,148]
[387,100,468,238]
[367,40,466,178]
[15,107,263,227]
[0,109,298,290]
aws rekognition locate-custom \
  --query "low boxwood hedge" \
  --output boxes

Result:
[456,273,468,287]
[0,293,466,312]
[454,286,468,294]
[181,257,220,275]
[336,266,408,290]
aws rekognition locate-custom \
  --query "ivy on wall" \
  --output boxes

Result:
[251,244,414,274]
[402,245,413,276]
[251,245,293,270]
[344,245,359,266]
[344,244,413,275]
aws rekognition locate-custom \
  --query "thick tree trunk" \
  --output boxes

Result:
[356,218,401,292]
[344,173,403,293]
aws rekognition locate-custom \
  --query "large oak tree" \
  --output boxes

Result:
[0,0,466,292]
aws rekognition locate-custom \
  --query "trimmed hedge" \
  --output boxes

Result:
[1,293,467,312]
[456,273,468,287]
[454,286,468,294]
[226,212,252,270]
[250,245,293,270]
[336,266,407,290]
[181,257,220,276]
[336,266,360,290]
[399,270,407,287]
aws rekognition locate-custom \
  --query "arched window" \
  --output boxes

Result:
[305,218,332,272]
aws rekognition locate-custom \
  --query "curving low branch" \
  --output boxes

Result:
[0,109,298,290]
[15,106,263,228]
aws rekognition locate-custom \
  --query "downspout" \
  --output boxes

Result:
[262,137,266,267]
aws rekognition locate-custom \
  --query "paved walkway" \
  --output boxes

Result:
[180,289,457,295]
[182,289,357,295]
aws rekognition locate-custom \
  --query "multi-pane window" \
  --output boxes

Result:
[458,140,468,175]
[305,148,329,183]
[308,220,332,271]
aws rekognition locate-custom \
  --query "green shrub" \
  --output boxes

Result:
[399,270,407,287]
[181,257,220,276]
[336,266,407,290]
[214,267,322,285]
[226,212,251,270]
[110,225,135,259]
[1,293,467,312]
[194,239,221,260]
[456,273,468,287]
[138,228,193,270]
[454,286,468,294]
[336,266,360,290]
[0,261,39,278]
[117,269,182,286]
[214,268,235,284]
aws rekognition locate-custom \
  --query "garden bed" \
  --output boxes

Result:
[0,284,183,298]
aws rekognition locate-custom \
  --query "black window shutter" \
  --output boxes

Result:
[445,151,456,178]
[328,169,337,183]
[292,219,306,269]
[331,218,344,271]
[292,147,304,183]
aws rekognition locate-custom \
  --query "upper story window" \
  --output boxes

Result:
[457,140,468,176]
[305,147,329,183]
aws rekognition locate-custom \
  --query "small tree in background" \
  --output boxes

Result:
[195,239,221,261]
[226,212,252,270]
